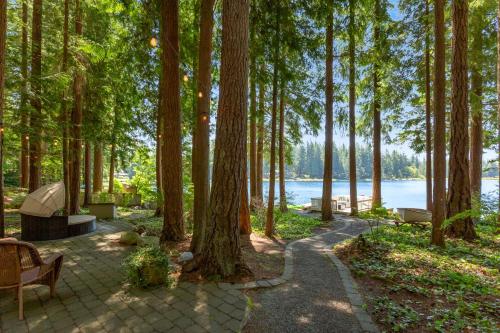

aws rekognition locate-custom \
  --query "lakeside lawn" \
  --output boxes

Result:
[334,221,499,332]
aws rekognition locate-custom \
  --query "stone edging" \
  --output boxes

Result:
[218,221,351,291]
[325,237,380,333]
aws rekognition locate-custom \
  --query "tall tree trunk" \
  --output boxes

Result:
[469,7,484,199]
[446,0,476,240]
[497,0,500,228]
[154,91,163,217]
[70,0,83,215]
[29,0,43,193]
[425,0,433,211]
[191,0,215,254]
[265,2,280,237]
[278,80,287,213]
[249,17,257,209]
[83,143,91,206]
[0,0,6,237]
[160,0,184,243]
[256,74,265,203]
[348,0,358,216]
[108,141,116,194]
[240,155,252,235]
[431,0,446,247]
[61,0,70,213]
[372,0,382,208]
[20,0,29,189]
[93,143,103,192]
[322,9,334,221]
[196,0,250,277]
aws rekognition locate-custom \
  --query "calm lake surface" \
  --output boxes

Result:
[262,179,499,209]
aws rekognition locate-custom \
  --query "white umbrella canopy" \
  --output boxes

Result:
[19,182,66,217]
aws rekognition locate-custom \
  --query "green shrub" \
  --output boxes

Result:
[123,246,172,288]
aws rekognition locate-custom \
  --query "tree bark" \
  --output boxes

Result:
[196,0,250,277]
[278,80,287,213]
[108,142,115,194]
[322,9,334,221]
[0,0,6,237]
[154,88,163,217]
[249,17,257,209]
[425,0,432,211]
[20,0,29,189]
[191,0,215,254]
[61,0,70,213]
[469,7,484,199]
[497,0,500,228]
[93,143,103,192]
[265,2,280,237]
[431,0,446,247]
[160,0,184,243]
[240,155,252,235]
[83,143,91,206]
[372,0,382,209]
[348,0,358,216]
[256,72,265,203]
[29,0,43,193]
[446,0,476,240]
[70,0,83,215]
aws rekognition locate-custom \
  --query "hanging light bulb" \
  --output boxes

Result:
[198,92,203,98]
[202,115,208,121]
[149,37,158,48]
[183,75,189,82]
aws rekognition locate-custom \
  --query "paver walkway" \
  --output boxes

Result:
[0,222,247,333]
[243,216,372,333]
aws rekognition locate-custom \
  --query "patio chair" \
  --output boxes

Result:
[0,238,63,320]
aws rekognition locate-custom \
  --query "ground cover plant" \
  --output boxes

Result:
[334,221,499,332]
[251,208,324,240]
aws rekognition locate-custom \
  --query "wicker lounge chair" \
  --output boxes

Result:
[0,238,63,320]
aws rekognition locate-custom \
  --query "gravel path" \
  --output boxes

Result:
[243,216,371,333]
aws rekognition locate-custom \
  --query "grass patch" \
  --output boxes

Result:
[334,222,499,332]
[251,208,323,240]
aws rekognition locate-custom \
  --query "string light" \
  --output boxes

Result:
[149,37,158,48]
[202,115,208,121]
[183,75,189,82]
[198,92,203,98]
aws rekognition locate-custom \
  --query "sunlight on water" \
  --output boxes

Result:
[261,179,499,209]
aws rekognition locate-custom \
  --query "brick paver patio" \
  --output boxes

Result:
[0,222,248,333]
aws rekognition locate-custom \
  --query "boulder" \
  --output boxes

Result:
[119,231,144,246]
[178,251,194,263]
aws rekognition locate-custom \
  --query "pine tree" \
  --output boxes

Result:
[0,0,6,237]
[446,0,476,240]
[430,0,446,247]
[348,0,358,215]
[321,5,334,221]
[195,0,250,277]
[160,0,184,243]
[191,0,215,254]
[29,0,43,193]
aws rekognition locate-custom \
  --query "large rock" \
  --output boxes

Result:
[119,231,144,246]
[178,251,194,263]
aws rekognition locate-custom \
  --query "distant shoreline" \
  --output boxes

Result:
[262,177,499,182]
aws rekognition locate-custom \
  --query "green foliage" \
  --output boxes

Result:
[123,245,172,289]
[130,147,158,205]
[113,179,125,193]
[290,142,425,180]
[373,296,420,332]
[251,209,323,240]
[335,223,499,332]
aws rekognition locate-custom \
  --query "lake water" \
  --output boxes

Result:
[262,179,499,209]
